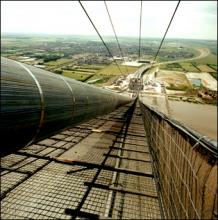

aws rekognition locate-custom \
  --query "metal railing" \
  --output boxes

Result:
[139,101,217,219]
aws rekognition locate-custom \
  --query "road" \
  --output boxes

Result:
[107,47,211,92]
[153,47,210,67]
[134,47,210,78]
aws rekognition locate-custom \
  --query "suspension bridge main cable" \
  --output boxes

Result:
[104,1,129,75]
[153,0,181,62]
[78,1,123,75]
[138,0,143,61]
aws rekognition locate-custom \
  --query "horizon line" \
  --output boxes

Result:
[1,32,217,41]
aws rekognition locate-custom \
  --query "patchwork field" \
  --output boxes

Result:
[193,53,217,65]
[96,64,139,75]
[160,61,217,77]
[59,63,139,85]
[179,62,200,72]
[208,64,217,71]
[87,64,139,85]
[45,58,72,66]
[158,63,184,71]
[156,70,192,90]
[62,70,93,82]
[196,64,216,73]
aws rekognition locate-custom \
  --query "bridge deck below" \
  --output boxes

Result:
[1,103,163,219]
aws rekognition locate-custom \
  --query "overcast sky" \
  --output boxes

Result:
[1,1,217,40]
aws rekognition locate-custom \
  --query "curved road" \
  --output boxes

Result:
[110,47,211,89]
[153,47,210,67]
[131,47,210,79]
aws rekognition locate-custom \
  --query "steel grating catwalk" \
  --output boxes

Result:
[1,102,163,219]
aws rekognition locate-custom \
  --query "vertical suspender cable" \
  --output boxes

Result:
[138,0,143,61]
[104,1,129,75]
[78,1,123,75]
[153,1,181,62]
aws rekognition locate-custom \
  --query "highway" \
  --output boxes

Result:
[153,47,210,67]
[128,47,211,79]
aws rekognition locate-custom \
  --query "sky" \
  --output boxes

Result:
[1,1,217,40]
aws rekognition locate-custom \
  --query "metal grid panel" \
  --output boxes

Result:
[113,142,150,153]
[121,148,151,161]
[96,170,114,185]
[117,173,157,195]
[1,163,91,219]
[81,188,108,215]
[1,172,28,196]
[12,158,48,173]
[112,192,161,219]
[20,144,47,154]
[1,154,27,168]
[1,103,163,219]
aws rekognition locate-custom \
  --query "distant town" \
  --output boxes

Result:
[1,33,217,105]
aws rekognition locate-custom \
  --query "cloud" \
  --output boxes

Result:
[1,1,217,40]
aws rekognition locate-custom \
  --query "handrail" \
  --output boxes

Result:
[139,100,217,158]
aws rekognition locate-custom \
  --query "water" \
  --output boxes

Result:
[189,78,201,87]
[139,94,217,141]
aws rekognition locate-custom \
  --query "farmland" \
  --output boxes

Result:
[1,34,217,85]
[86,64,139,85]
[179,62,200,72]
[197,64,216,72]
[193,52,217,65]
[62,70,93,81]
[159,48,217,80]
[156,70,192,90]
[160,61,217,73]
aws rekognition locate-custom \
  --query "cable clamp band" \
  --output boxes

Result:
[15,61,45,145]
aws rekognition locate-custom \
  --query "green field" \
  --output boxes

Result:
[193,53,217,65]
[2,34,217,86]
[196,64,216,73]
[86,63,139,85]
[96,63,139,76]
[61,63,132,83]
[159,46,217,74]
[161,61,217,74]
[62,70,93,82]
[44,59,140,84]
[75,64,105,70]
[179,62,200,72]
[45,58,73,67]
[74,68,96,73]
[159,63,184,72]
[208,64,217,71]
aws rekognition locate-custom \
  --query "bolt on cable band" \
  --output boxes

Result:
[15,61,45,146]
[59,75,76,121]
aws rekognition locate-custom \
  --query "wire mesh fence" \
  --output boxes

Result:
[139,101,217,219]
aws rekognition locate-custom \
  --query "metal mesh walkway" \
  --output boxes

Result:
[1,102,163,219]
